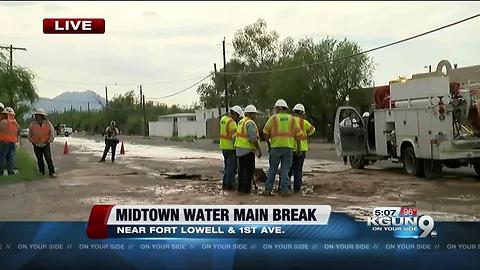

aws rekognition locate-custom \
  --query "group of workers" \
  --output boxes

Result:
[0,103,57,177]
[219,99,315,196]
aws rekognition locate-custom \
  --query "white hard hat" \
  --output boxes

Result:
[274,99,288,108]
[0,103,4,109]
[362,112,370,118]
[244,104,257,114]
[2,107,15,115]
[34,108,47,116]
[230,105,244,117]
[293,103,305,113]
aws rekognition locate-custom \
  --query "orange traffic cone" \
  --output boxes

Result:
[63,141,69,155]
[120,141,125,155]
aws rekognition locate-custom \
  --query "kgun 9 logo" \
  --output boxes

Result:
[367,209,435,238]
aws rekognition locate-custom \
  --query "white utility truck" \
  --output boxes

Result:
[335,60,480,178]
[59,124,73,137]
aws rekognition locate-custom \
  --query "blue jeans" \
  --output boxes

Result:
[222,150,237,190]
[0,142,16,175]
[288,151,306,191]
[265,147,293,193]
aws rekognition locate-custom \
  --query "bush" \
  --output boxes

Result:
[1,147,43,183]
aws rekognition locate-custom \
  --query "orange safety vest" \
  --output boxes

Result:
[30,121,52,144]
[0,117,19,143]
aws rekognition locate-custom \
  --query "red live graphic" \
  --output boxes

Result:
[43,18,105,34]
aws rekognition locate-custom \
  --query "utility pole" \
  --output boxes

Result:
[0,44,27,69]
[142,94,147,137]
[0,44,27,106]
[139,85,143,107]
[105,86,109,108]
[70,105,74,130]
[222,37,228,111]
[140,85,144,136]
[87,102,90,113]
[214,63,221,116]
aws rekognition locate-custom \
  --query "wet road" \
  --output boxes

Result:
[0,136,479,221]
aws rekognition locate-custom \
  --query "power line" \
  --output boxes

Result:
[217,13,480,75]
[145,72,213,99]
[36,74,210,86]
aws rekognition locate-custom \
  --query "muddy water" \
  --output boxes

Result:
[49,137,480,222]
[55,137,345,173]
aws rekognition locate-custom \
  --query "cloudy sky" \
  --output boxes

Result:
[1,1,479,106]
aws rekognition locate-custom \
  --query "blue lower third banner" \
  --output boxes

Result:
[0,205,480,269]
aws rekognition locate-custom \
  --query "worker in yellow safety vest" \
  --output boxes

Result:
[262,99,303,196]
[288,103,316,192]
[28,108,57,178]
[0,107,19,176]
[219,105,243,190]
[234,105,262,194]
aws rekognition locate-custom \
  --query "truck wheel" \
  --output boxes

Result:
[423,159,442,179]
[349,156,365,169]
[402,146,424,177]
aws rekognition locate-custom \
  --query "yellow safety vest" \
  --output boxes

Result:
[219,115,237,150]
[293,116,315,151]
[263,113,303,149]
[234,117,258,150]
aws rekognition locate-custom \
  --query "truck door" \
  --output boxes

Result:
[334,107,367,156]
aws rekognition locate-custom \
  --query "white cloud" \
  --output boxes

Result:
[1,1,479,106]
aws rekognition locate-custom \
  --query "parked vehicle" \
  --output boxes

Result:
[20,128,29,138]
[335,61,480,178]
[59,124,73,137]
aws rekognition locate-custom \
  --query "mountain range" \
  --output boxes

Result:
[35,90,106,113]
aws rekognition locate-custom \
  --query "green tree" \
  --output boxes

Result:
[0,51,38,120]
[198,18,293,109]
[269,37,374,140]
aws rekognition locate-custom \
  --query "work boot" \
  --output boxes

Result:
[98,159,105,163]
[49,173,58,178]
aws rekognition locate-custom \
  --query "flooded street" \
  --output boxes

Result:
[1,136,480,221]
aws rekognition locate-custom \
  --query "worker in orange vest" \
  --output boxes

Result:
[0,107,19,176]
[0,103,4,171]
[28,108,57,178]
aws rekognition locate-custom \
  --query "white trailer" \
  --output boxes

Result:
[335,70,480,178]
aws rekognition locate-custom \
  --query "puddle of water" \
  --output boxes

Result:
[55,137,221,160]
[55,137,343,173]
